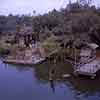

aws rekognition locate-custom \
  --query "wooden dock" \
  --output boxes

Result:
[74,59,100,77]
[3,58,45,65]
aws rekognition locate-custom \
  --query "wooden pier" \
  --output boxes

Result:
[74,59,100,78]
[3,57,45,65]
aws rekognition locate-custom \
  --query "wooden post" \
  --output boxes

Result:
[74,45,76,66]
[74,43,77,71]
[64,42,65,61]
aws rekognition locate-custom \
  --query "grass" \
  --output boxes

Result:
[41,35,60,56]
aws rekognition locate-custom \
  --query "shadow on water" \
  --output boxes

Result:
[37,60,100,99]
[6,63,32,71]
[3,60,100,100]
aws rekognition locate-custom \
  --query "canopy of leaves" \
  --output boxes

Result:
[0,0,100,46]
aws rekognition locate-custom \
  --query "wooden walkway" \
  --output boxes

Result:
[74,59,100,76]
[3,58,45,65]
[65,55,100,77]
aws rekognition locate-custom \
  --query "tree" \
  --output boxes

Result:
[89,24,100,47]
[33,10,36,16]
[79,0,93,6]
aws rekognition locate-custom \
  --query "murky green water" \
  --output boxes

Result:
[0,60,100,100]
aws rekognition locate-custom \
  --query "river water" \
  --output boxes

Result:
[0,60,100,100]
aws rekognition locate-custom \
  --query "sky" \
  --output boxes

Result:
[0,0,100,15]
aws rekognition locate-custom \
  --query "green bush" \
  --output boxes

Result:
[0,47,10,55]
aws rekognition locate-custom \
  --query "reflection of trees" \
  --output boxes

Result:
[69,77,100,92]
[8,61,100,97]
[34,61,100,95]
[15,66,31,71]
[34,61,73,83]
[9,64,32,72]
[49,79,55,93]
[34,61,72,93]
[34,62,50,83]
[64,77,100,99]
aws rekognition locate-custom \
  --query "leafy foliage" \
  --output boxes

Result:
[0,0,100,46]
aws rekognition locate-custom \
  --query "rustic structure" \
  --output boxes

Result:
[74,43,100,78]
[3,24,46,65]
[15,24,37,47]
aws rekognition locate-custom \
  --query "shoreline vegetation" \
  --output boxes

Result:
[0,0,100,66]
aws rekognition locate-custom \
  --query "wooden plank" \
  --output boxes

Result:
[74,60,100,75]
[3,58,45,65]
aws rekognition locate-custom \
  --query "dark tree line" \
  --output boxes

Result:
[32,0,100,45]
[0,0,100,46]
[0,14,32,33]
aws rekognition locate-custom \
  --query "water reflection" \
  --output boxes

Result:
[49,79,55,93]
[3,60,100,100]
[4,63,30,71]
[63,77,100,100]
[36,61,100,100]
